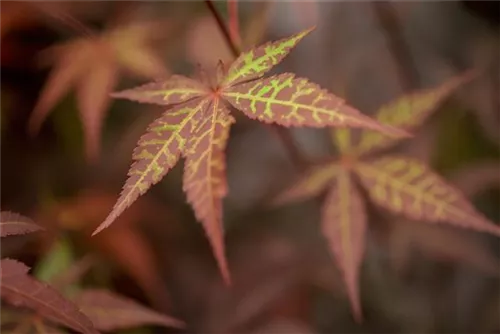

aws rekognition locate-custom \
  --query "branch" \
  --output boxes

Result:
[204,0,240,57]
[204,0,309,170]
[372,1,420,90]
[228,0,242,50]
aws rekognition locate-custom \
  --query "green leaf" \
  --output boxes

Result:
[34,237,74,284]
[332,128,353,155]
[221,27,314,87]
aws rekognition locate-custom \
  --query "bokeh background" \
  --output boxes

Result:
[1,1,499,333]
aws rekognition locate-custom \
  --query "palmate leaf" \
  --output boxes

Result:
[94,26,410,285]
[223,73,408,136]
[76,289,184,331]
[355,156,500,236]
[353,72,475,156]
[29,19,170,161]
[93,98,208,235]
[0,259,98,334]
[0,211,43,237]
[321,170,366,321]
[183,100,235,284]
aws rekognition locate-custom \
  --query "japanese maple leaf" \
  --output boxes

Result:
[92,27,408,285]
[274,72,500,321]
[29,20,169,161]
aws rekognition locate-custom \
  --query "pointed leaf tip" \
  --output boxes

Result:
[109,75,206,106]
[321,171,366,323]
[355,71,474,155]
[0,211,44,237]
[355,156,500,237]
[224,73,411,136]
[222,27,315,87]
[182,100,234,285]
[274,164,341,205]
[93,98,210,236]
[0,259,98,334]
[76,289,185,331]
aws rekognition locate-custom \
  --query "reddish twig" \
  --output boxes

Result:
[228,0,242,50]
[204,0,309,170]
[372,1,420,90]
[204,0,240,58]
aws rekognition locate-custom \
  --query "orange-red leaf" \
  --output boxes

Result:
[355,156,500,236]
[321,170,366,322]
[29,19,170,162]
[183,99,235,284]
[0,259,98,334]
[111,75,207,106]
[77,56,118,161]
[274,163,341,205]
[28,39,91,135]
[76,289,184,331]
[354,72,475,156]
[93,98,209,235]
[0,211,43,237]
[223,73,408,137]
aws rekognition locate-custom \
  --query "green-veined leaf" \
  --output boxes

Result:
[321,170,366,322]
[0,211,43,237]
[354,72,474,156]
[223,73,408,137]
[355,156,500,236]
[182,99,235,284]
[222,27,314,87]
[93,98,209,235]
[111,75,207,106]
[274,163,341,205]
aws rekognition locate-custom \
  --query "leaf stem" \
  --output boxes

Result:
[228,0,242,50]
[372,2,419,90]
[204,0,309,170]
[204,0,241,57]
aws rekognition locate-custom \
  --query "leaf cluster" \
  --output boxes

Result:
[0,211,184,334]
[91,27,409,285]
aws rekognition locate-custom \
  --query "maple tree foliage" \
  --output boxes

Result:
[0,259,98,334]
[0,212,98,334]
[0,211,184,334]
[275,73,500,321]
[28,19,169,161]
[92,27,410,285]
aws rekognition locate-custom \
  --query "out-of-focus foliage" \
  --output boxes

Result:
[1,1,499,333]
